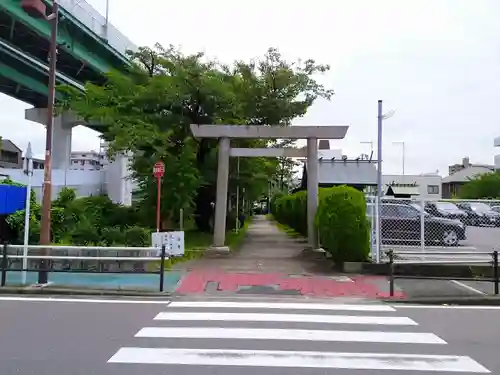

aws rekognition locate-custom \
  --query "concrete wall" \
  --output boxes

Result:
[0,158,134,206]
[105,152,133,207]
[0,169,104,202]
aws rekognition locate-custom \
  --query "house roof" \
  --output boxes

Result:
[318,160,378,185]
[1,139,21,153]
[442,166,493,183]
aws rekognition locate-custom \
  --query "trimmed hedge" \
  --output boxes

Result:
[271,186,370,263]
[272,190,308,237]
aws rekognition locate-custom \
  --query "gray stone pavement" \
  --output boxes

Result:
[174,215,331,275]
[0,295,498,374]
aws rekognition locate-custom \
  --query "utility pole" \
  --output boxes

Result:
[21,0,60,284]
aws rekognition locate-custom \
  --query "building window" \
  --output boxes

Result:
[0,150,19,163]
[427,185,439,194]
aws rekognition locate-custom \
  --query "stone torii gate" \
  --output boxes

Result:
[190,124,349,252]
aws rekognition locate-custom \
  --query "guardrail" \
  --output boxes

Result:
[386,249,499,297]
[0,243,170,292]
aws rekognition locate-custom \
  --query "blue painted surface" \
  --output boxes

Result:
[6,271,183,292]
[0,185,26,214]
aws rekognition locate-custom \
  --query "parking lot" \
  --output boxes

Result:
[462,225,500,252]
[379,225,500,263]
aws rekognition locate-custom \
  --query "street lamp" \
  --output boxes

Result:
[21,0,59,284]
[392,141,406,176]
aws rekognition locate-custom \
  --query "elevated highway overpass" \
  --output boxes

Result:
[0,0,136,168]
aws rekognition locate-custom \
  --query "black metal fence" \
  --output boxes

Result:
[0,243,169,292]
[386,249,499,297]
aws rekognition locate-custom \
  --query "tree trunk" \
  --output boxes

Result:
[194,138,216,232]
[194,185,214,232]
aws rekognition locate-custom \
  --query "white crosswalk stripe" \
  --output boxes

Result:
[107,300,491,373]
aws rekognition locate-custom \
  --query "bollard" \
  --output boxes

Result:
[159,244,166,292]
[494,250,499,295]
[388,250,394,297]
[1,242,7,287]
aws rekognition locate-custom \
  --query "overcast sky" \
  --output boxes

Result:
[1,0,499,175]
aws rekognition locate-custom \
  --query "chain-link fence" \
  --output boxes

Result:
[367,196,500,262]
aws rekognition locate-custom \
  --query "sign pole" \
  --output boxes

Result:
[156,176,161,232]
[153,161,165,233]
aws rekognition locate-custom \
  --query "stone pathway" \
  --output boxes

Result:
[174,215,405,299]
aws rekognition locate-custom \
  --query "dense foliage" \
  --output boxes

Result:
[58,45,333,232]
[458,171,500,199]
[4,183,149,247]
[272,186,370,263]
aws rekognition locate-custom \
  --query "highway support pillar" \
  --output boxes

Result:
[25,108,74,170]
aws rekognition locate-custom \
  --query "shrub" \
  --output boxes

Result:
[272,186,370,263]
[102,227,126,246]
[315,186,370,263]
[123,226,150,247]
[69,219,101,246]
[272,190,307,236]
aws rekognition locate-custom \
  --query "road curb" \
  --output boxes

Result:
[0,287,170,297]
[383,296,500,305]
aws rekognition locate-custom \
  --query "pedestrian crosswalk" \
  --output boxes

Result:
[107,300,490,373]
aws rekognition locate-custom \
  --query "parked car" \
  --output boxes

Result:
[424,202,468,224]
[455,202,500,226]
[367,202,466,246]
[491,205,500,214]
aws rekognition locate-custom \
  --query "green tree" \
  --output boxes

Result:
[59,45,333,231]
[458,171,500,199]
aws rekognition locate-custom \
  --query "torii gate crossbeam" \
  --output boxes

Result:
[190,124,349,252]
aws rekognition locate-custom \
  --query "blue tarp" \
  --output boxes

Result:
[0,185,26,214]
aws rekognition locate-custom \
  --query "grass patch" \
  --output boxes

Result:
[225,219,250,251]
[267,214,302,238]
[153,220,251,270]
[162,230,212,269]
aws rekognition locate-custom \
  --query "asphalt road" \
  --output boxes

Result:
[463,225,500,252]
[0,296,498,374]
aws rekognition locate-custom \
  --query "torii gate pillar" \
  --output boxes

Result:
[190,124,349,253]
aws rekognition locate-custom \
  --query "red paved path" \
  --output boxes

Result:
[174,216,405,299]
[176,271,405,298]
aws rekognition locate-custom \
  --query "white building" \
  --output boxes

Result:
[70,150,105,171]
[382,174,442,200]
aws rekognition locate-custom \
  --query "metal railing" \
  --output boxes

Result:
[57,0,137,57]
[386,249,499,297]
[0,243,170,292]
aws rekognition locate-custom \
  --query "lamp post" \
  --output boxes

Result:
[393,141,406,176]
[375,101,395,264]
[21,0,59,284]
